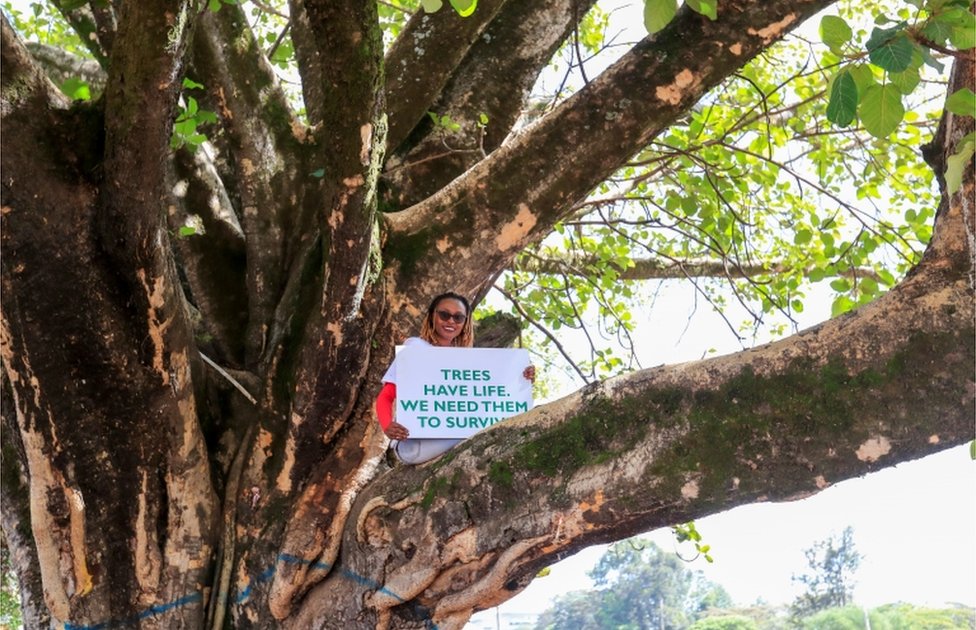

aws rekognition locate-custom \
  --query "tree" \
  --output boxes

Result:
[0,0,973,628]
[796,604,976,630]
[689,617,760,630]
[791,527,862,619]
[871,603,976,629]
[534,538,731,630]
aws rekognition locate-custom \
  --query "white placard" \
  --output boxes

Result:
[396,346,533,438]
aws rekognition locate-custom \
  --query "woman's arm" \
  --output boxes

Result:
[375,382,410,440]
[375,382,397,430]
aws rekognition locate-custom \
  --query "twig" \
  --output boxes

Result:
[199,352,258,404]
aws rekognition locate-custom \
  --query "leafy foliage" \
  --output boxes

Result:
[690,616,760,630]
[533,538,731,630]
[170,78,218,152]
[817,0,976,182]
[501,0,945,384]
[673,521,714,563]
[0,542,21,630]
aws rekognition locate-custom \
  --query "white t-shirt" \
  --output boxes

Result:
[381,337,430,384]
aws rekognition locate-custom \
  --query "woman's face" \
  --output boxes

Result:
[430,298,467,346]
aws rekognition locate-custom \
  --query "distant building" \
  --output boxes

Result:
[466,609,538,629]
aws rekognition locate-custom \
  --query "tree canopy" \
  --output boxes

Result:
[533,538,732,630]
[0,0,973,628]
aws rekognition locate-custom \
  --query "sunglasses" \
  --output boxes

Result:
[435,310,467,324]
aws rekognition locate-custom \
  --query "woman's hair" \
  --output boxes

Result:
[419,292,474,348]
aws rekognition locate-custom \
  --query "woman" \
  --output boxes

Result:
[375,292,534,464]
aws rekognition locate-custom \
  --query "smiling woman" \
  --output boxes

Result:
[375,292,535,464]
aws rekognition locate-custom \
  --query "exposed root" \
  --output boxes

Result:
[432,536,546,620]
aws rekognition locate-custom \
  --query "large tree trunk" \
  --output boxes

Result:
[1,1,972,629]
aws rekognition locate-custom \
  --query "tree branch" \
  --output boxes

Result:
[337,253,973,629]
[1,17,68,114]
[383,0,837,329]
[192,5,307,365]
[383,0,508,152]
[382,0,597,209]
[50,1,110,66]
[24,42,106,95]
[517,253,884,282]
[166,146,249,366]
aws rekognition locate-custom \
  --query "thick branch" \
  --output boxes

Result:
[234,0,392,619]
[383,0,835,328]
[517,254,885,282]
[98,0,193,269]
[384,0,508,151]
[1,17,68,114]
[192,6,308,365]
[332,256,973,629]
[24,42,106,96]
[383,0,597,209]
[51,1,111,66]
[3,5,220,626]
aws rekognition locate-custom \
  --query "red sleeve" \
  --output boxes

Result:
[375,382,396,430]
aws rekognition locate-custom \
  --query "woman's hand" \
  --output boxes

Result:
[523,365,536,383]
[384,420,410,441]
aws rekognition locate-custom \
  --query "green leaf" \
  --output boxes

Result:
[946,88,976,117]
[196,110,219,124]
[174,119,197,135]
[935,6,974,28]
[888,67,920,95]
[831,295,856,317]
[971,439,976,460]
[310,168,325,178]
[60,77,91,101]
[945,134,975,195]
[178,226,197,237]
[868,32,914,72]
[922,17,955,46]
[826,71,858,127]
[685,0,717,20]
[643,0,677,34]
[830,278,851,292]
[859,84,904,138]
[819,15,852,53]
[949,27,976,50]
[950,24,976,50]
[848,64,877,94]
[182,77,205,90]
[794,229,813,245]
[449,0,477,17]
[865,23,905,51]
[919,46,946,72]
[208,0,222,12]
[420,0,443,12]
